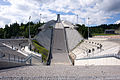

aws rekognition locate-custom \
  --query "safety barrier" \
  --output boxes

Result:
[0,51,42,65]
[0,51,25,63]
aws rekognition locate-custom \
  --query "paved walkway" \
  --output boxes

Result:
[1,65,120,80]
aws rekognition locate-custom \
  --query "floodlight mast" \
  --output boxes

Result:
[76,14,78,24]
[29,16,31,39]
[88,17,90,39]
[40,14,41,23]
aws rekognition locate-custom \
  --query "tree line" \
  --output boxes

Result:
[0,22,120,39]
[76,24,120,39]
[0,21,44,39]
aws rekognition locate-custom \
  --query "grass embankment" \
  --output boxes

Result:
[32,40,49,63]
[92,33,118,36]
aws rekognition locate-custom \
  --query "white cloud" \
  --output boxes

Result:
[115,20,120,24]
[0,0,120,28]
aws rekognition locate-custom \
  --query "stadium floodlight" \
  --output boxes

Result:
[29,16,31,39]
[88,17,90,39]
[76,14,78,24]
[40,14,41,23]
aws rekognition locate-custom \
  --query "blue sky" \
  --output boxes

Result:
[0,0,11,5]
[0,0,120,28]
[49,9,75,15]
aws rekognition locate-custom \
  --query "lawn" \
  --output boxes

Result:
[92,33,118,36]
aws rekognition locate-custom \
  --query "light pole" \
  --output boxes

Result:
[76,14,78,24]
[88,17,90,39]
[29,16,31,39]
[40,14,41,23]
[42,17,47,23]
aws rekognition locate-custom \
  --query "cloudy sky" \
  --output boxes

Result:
[0,0,120,28]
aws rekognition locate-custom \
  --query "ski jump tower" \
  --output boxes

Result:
[35,14,83,65]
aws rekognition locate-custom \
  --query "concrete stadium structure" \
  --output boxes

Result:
[0,39,42,69]
[34,14,83,65]
[0,14,120,79]
[34,14,120,66]
[0,14,120,67]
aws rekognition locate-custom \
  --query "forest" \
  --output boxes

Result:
[0,21,44,39]
[0,21,120,39]
[76,24,120,39]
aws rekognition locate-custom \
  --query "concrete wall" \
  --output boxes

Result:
[35,29,52,50]
[65,28,83,51]
[0,60,26,69]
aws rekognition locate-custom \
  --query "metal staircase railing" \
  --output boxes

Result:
[24,54,42,64]
[0,51,25,63]
[0,51,42,65]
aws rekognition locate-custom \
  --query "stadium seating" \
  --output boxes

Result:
[71,39,120,61]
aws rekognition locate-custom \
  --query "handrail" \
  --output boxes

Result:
[23,54,42,64]
[0,52,25,63]
[0,51,42,65]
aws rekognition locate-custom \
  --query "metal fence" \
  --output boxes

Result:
[0,51,25,63]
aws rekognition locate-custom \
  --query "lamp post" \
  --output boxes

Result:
[40,14,41,23]
[42,17,47,23]
[88,17,90,39]
[29,16,31,39]
[76,14,78,24]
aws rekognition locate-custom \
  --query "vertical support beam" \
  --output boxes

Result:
[18,56,19,62]
[8,54,10,61]
[14,55,15,61]
[30,58,32,65]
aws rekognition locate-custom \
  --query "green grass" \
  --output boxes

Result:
[92,33,118,36]
[32,40,49,62]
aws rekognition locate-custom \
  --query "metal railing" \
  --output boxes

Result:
[0,51,42,65]
[0,52,25,63]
